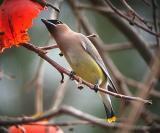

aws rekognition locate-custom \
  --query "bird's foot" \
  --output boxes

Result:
[78,85,84,90]
[77,77,84,90]
[69,71,76,80]
[59,52,63,56]
[93,83,99,93]
[60,73,64,83]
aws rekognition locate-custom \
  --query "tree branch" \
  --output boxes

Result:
[22,43,151,104]
[89,0,155,65]
[0,105,159,132]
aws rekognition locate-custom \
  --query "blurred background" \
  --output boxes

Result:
[0,0,160,133]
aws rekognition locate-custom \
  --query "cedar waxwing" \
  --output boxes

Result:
[42,19,117,123]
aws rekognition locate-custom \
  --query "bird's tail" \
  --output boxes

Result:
[99,83,116,123]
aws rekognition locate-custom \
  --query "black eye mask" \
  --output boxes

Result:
[48,19,63,25]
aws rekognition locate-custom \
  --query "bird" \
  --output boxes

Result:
[42,19,117,123]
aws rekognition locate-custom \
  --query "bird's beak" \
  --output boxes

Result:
[41,19,58,36]
[41,19,47,24]
[41,19,57,30]
[41,19,63,26]
[41,19,55,26]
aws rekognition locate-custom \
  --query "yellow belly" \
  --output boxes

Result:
[69,53,106,85]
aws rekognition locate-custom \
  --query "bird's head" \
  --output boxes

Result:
[41,19,70,37]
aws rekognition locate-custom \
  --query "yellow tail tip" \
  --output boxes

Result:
[106,116,117,123]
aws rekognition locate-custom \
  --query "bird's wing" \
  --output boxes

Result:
[79,33,117,93]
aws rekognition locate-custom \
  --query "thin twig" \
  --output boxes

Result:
[40,44,58,50]
[51,79,69,110]
[103,0,160,37]
[121,0,151,29]
[31,0,60,12]
[22,43,151,104]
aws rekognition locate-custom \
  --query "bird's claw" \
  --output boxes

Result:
[69,71,75,80]
[78,85,84,90]
[77,77,84,90]
[93,84,99,93]
[59,52,63,56]
[60,73,64,83]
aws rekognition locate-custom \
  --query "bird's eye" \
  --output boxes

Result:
[57,21,62,24]
[47,19,63,25]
